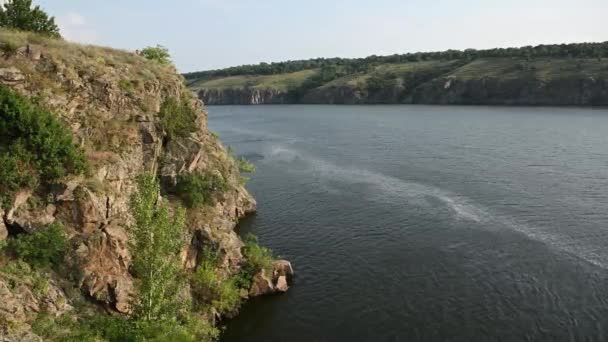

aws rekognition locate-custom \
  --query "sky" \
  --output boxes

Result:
[34,0,608,73]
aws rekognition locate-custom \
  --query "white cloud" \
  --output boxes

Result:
[57,12,98,44]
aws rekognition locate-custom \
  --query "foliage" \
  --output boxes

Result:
[242,234,273,275]
[174,171,228,208]
[184,41,608,81]
[191,250,243,315]
[191,250,242,316]
[366,72,397,94]
[6,222,67,269]
[0,259,49,296]
[158,95,198,140]
[0,0,60,37]
[140,45,171,65]
[32,312,219,342]
[129,174,186,321]
[0,85,88,208]
[236,156,256,173]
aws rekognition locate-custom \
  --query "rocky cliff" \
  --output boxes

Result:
[199,88,289,105]
[192,58,608,106]
[0,30,290,340]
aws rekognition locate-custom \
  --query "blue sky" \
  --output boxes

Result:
[36,0,608,73]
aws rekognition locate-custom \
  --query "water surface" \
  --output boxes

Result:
[209,105,608,342]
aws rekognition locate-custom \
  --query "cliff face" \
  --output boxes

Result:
[0,31,288,340]
[199,88,289,105]
[191,58,608,106]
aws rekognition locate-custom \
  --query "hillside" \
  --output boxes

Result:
[186,42,608,105]
[0,29,291,341]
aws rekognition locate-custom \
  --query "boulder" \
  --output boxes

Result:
[273,260,294,281]
[249,270,274,297]
[0,209,7,241]
[0,67,25,85]
[275,276,289,293]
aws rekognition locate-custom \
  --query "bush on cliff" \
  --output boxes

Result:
[0,0,61,38]
[158,95,198,140]
[140,45,172,65]
[6,222,67,269]
[175,171,228,208]
[0,85,88,208]
[191,250,242,316]
[241,234,274,276]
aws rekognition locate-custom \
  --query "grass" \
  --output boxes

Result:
[190,69,318,91]
[190,57,608,94]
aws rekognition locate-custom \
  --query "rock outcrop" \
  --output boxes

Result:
[198,88,290,105]
[0,30,290,338]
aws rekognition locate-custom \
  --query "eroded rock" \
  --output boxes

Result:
[0,67,24,85]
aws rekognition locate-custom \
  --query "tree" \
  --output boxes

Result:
[129,174,186,321]
[0,0,60,38]
[140,45,172,65]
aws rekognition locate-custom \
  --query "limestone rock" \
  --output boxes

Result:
[0,209,7,241]
[0,67,24,85]
[275,276,289,293]
[273,260,294,281]
[249,270,274,297]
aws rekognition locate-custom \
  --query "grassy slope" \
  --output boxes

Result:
[189,69,318,91]
[190,58,608,95]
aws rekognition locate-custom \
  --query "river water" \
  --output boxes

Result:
[209,105,608,342]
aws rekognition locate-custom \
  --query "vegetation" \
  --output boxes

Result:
[242,234,273,275]
[129,174,187,321]
[0,0,60,38]
[5,222,67,269]
[0,85,88,208]
[32,311,219,342]
[158,95,198,140]
[140,45,172,65]
[184,41,608,81]
[174,171,228,208]
[191,250,242,316]
[236,157,256,173]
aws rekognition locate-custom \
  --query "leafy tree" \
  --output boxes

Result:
[129,174,186,321]
[0,0,60,37]
[140,45,172,65]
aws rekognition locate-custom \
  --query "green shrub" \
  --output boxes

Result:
[140,45,171,65]
[0,85,88,208]
[7,222,67,268]
[242,234,273,275]
[191,249,242,316]
[0,259,49,296]
[175,171,228,208]
[236,157,256,173]
[158,96,198,140]
[33,312,220,342]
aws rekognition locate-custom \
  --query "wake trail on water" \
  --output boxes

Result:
[267,144,608,270]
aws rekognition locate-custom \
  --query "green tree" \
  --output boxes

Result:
[0,0,60,37]
[140,45,171,65]
[129,174,186,321]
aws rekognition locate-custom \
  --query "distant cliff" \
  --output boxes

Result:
[186,43,608,106]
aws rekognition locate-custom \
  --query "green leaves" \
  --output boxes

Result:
[174,171,228,208]
[0,0,60,38]
[158,95,198,141]
[0,85,88,208]
[6,222,68,269]
[129,174,186,321]
[140,45,172,65]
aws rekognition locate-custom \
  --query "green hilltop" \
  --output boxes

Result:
[185,42,608,105]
